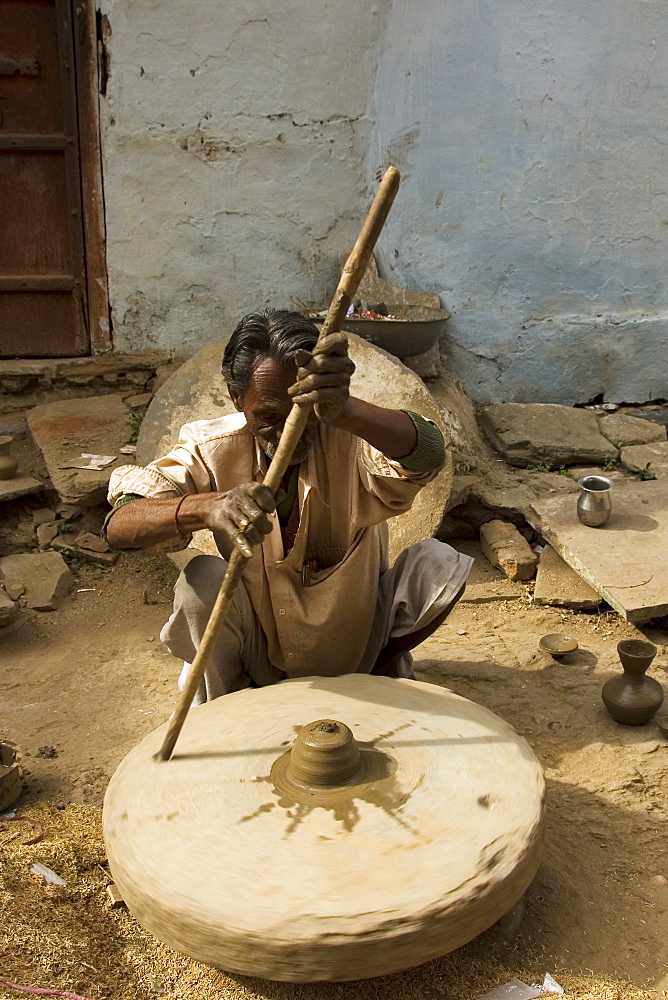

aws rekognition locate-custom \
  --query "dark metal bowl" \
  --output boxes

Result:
[341,305,450,359]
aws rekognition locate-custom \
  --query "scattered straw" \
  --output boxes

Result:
[0,817,44,846]
[0,804,658,1000]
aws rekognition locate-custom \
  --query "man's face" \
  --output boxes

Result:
[231,355,317,466]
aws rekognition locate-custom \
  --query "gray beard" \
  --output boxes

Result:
[264,435,313,466]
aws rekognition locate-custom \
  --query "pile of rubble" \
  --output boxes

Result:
[0,374,169,625]
[438,398,668,623]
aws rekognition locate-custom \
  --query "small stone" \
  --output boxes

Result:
[649,874,667,887]
[124,392,152,408]
[480,520,538,581]
[32,508,57,525]
[0,551,75,611]
[74,531,109,553]
[36,522,59,547]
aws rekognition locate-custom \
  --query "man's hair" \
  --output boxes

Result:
[222,309,319,398]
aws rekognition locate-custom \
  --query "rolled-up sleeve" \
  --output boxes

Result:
[107,421,217,505]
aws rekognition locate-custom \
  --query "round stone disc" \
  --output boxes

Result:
[103,675,545,981]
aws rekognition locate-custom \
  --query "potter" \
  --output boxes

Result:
[104,309,473,699]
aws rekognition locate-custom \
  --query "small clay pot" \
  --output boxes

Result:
[539,633,578,658]
[602,639,664,726]
[0,436,18,480]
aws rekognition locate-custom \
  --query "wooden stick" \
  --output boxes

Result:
[156,165,400,761]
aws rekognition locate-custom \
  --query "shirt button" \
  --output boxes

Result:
[279,608,286,615]
[287,652,295,659]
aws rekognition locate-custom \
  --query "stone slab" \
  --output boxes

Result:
[26,394,133,506]
[479,404,615,468]
[533,544,601,610]
[530,479,668,622]
[0,551,75,611]
[620,441,668,478]
[137,334,454,565]
[599,413,667,447]
[0,476,43,502]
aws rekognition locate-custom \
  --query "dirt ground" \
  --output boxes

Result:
[2,393,668,999]
[2,536,668,999]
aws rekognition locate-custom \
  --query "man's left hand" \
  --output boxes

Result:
[287,331,355,424]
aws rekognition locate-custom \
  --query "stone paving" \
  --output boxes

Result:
[530,478,668,622]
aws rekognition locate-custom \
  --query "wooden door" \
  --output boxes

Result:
[0,0,89,357]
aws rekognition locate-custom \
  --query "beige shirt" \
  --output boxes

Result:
[108,413,441,679]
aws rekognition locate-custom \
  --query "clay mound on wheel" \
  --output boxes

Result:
[137,334,453,563]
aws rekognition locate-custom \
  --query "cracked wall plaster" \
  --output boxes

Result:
[98,0,388,354]
[100,0,668,403]
[369,0,668,403]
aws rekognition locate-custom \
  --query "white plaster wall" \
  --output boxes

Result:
[98,0,389,356]
[370,0,668,403]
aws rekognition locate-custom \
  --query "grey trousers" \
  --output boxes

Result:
[160,538,473,704]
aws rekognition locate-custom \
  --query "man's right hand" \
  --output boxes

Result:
[105,485,276,554]
[202,482,276,558]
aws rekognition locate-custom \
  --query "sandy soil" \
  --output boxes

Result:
[2,537,668,998]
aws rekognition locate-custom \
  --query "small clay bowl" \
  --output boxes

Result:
[539,633,579,658]
[656,714,668,740]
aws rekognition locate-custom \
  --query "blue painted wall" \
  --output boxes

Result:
[370,0,668,402]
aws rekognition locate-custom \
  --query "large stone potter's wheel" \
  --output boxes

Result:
[103,675,545,982]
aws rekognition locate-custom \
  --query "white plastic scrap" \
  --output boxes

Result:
[541,974,565,995]
[476,979,542,1000]
[30,862,66,886]
[476,975,564,1000]
[61,453,116,471]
